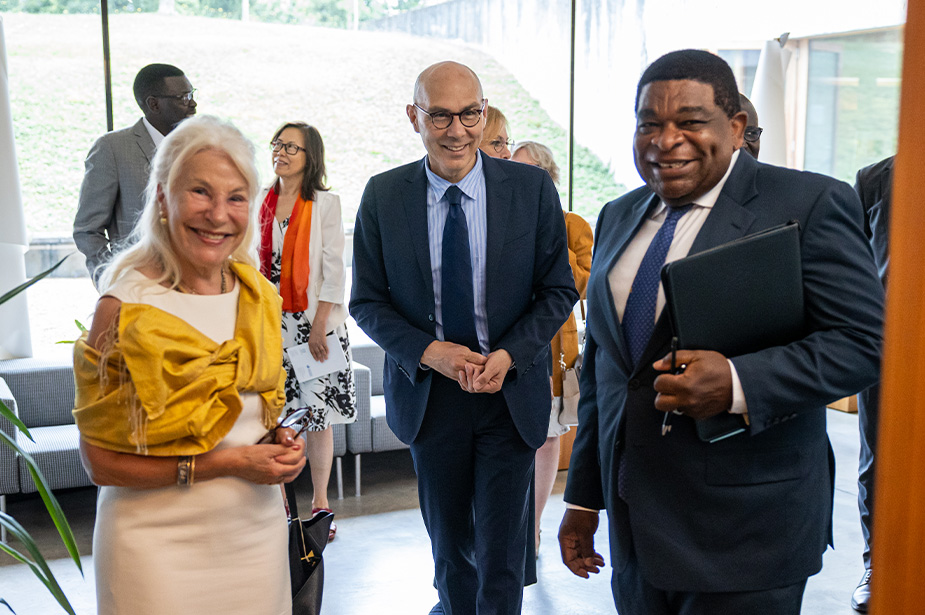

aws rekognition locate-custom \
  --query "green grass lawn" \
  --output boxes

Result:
[3,12,623,235]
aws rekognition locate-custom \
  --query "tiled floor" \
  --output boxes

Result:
[1,408,869,614]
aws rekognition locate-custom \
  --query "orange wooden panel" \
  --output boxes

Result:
[870,2,925,612]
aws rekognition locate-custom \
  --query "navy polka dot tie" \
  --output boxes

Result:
[621,204,693,368]
[441,185,479,352]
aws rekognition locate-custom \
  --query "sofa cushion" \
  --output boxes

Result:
[351,344,384,396]
[332,423,346,458]
[0,357,76,428]
[346,363,372,455]
[17,425,92,493]
[0,377,20,495]
[370,396,408,453]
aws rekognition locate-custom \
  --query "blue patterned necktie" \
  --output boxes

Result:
[621,204,694,368]
[441,185,479,351]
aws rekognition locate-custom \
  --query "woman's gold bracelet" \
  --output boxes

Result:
[177,455,193,486]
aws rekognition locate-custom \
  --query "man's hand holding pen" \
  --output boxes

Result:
[653,349,734,421]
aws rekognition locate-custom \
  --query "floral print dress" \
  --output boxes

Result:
[270,216,357,430]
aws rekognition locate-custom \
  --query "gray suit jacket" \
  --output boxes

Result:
[73,118,155,281]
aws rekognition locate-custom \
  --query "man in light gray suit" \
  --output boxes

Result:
[73,63,197,283]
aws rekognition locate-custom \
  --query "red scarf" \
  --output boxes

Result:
[259,187,313,312]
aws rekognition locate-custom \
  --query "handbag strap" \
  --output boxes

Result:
[284,480,302,521]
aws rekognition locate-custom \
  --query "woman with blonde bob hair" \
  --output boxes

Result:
[479,105,514,160]
[75,115,305,615]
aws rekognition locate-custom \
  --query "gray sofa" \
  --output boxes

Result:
[348,343,410,495]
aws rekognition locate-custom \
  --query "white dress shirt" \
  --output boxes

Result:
[142,117,165,148]
[566,150,747,515]
[424,155,490,355]
[608,149,746,414]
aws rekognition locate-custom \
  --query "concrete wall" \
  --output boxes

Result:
[363,0,907,186]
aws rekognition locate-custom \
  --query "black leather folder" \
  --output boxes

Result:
[660,221,804,442]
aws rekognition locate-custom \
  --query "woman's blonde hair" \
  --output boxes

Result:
[96,115,260,292]
[512,140,560,184]
[480,105,509,146]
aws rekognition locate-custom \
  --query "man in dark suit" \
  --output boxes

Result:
[558,49,884,614]
[739,93,761,159]
[850,154,893,613]
[350,61,577,615]
[73,63,197,284]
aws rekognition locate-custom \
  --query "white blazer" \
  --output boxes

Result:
[266,189,349,332]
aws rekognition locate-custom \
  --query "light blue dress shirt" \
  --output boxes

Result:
[424,155,489,355]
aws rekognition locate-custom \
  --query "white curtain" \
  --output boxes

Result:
[750,35,792,169]
[0,16,33,359]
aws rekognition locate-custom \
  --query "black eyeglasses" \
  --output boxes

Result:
[257,407,312,444]
[271,140,307,156]
[413,101,485,129]
[488,138,514,154]
[153,89,196,106]
[744,126,763,143]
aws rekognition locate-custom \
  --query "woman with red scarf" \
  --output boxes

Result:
[259,122,356,541]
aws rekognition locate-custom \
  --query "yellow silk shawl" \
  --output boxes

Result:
[72,262,286,456]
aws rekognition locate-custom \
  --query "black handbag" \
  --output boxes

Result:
[284,481,334,615]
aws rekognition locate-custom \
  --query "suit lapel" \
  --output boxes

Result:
[133,118,156,163]
[482,153,512,317]
[593,191,659,371]
[634,153,759,371]
[402,158,435,304]
[689,152,759,255]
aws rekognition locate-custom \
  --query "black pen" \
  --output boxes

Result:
[661,337,685,436]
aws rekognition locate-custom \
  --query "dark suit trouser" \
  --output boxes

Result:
[858,381,879,568]
[410,375,535,615]
[612,547,807,615]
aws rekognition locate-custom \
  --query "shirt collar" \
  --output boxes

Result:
[424,152,484,203]
[142,117,166,148]
[653,149,740,216]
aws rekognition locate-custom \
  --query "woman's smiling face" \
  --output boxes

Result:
[161,148,250,275]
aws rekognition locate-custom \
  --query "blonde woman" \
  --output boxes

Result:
[479,105,514,159]
[75,116,304,615]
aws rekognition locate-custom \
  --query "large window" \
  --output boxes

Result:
[803,27,903,182]
[0,3,908,353]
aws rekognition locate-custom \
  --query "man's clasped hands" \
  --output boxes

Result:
[421,340,513,394]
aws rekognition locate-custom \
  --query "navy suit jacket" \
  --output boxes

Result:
[855,155,893,287]
[564,152,884,592]
[350,152,579,449]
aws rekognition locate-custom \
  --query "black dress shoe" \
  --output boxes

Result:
[851,569,872,613]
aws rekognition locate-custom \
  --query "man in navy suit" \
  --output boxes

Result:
[350,61,577,615]
[850,154,893,613]
[558,50,884,614]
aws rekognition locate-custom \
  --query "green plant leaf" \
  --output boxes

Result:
[0,430,82,574]
[0,512,77,615]
[0,254,72,307]
[0,597,15,614]
[0,399,33,442]
[54,319,89,345]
